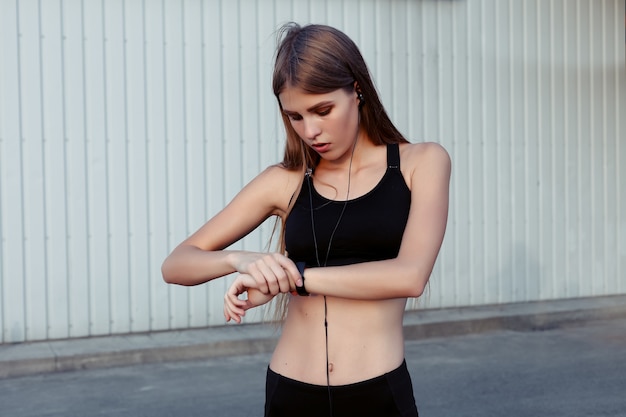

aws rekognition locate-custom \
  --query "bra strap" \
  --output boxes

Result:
[387,143,400,170]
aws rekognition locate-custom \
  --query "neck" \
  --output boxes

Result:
[318,129,370,172]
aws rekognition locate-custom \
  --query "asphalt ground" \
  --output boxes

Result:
[1,295,626,416]
[1,317,625,416]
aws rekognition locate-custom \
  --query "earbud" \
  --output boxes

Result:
[354,81,365,108]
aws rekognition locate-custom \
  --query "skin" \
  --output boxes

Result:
[161,85,451,386]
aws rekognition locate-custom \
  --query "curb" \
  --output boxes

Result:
[402,295,626,340]
[1,295,625,379]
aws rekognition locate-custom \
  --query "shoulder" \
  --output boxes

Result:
[248,163,304,216]
[400,141,450,163]
[398,141,451,190]
[257,163,300,182]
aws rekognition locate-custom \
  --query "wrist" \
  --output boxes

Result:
[225,250,241,271]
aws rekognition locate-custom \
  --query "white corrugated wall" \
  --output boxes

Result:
[0,0,624,343]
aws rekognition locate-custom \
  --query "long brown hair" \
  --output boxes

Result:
[267,23,410,322]
[273,22,409,172]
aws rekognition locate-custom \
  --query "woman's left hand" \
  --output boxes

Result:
[224,274,276,323]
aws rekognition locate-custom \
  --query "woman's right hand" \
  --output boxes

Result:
[231,252,300,295]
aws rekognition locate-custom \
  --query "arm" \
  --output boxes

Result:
[301,142,451,300]
[161,165,302,294]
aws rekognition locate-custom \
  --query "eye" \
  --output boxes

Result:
[317,107,331,116]
[286,113,302,121]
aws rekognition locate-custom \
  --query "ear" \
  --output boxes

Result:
[353,81,364,108]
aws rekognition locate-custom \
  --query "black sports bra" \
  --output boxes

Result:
[285,143,411,267]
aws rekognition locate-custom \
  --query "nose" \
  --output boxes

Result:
[303,117,321,141]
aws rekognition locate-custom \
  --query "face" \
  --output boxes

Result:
[279,85,360,163]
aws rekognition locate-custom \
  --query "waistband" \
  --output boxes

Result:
[267,359,409,392]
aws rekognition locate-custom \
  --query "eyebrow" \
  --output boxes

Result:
[282,100,334,115]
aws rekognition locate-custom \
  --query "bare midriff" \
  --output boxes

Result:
[269,295,407,386]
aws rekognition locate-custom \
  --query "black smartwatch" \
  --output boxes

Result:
[295,261,310,296]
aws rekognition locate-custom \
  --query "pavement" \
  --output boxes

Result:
[2,294,626,380]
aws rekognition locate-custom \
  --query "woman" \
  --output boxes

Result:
[162,23,450,417]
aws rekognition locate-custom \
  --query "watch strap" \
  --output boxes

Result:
[295,261,309,296]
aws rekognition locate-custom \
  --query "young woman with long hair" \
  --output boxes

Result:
[162,22,451,417]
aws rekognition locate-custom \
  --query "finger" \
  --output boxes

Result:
[275,255,302,289]
[225,292,246,316]
[223,302,236,323]
[267,260,292,294]
[237,273,269,296]
[224,305,237,323]
[247,264,270,294]
[253,260,280,295]
[224,284,247,316]
[226,284,248,306]
[228,275,253,298]
[227,310,242,324]
[223,299,243,324]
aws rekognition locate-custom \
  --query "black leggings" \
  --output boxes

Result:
[264,359,419,417]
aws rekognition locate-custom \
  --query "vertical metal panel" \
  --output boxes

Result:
[1,0,27,342]
[143,0,170,332]
[125,0,151,332]
[83,0,111,337]
[479,0,498,305]
[19,0,48,341]
[40,0,69,340]
[63,0,90,338]
[104,0,131,335]
[0,0,624,343]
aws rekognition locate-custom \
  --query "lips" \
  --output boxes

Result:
[312,143,331,153]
